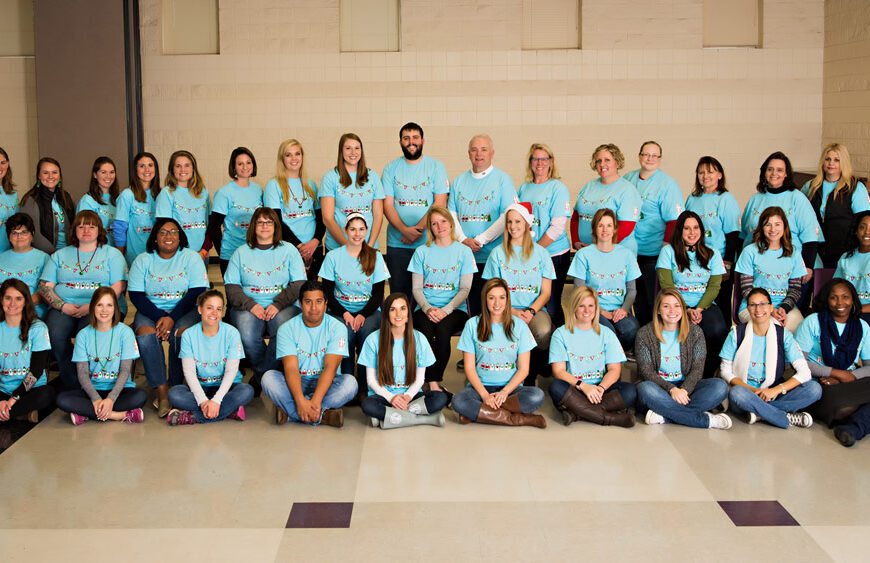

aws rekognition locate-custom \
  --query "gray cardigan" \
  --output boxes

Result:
[635,322,706,394]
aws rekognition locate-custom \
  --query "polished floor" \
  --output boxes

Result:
[2,270,869,562]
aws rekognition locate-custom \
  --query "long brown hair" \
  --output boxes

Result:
[87,156,120,206]
[752,206,794,257]
[377,293,416,388]
[129,152,161,203]
[0,147,15,195]
[346,216,376,276]
[0,279,38,345]
[336,133,369,188]
[88,286,121,328]
[652,288,690,343]
[477,278,513,343]
[670,211,713,271]
[691,156,728,196]
[502,208,534,262]
[166,150,206,197]
[274,139,316,203]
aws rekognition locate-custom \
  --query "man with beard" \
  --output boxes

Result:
[381,122,450,298]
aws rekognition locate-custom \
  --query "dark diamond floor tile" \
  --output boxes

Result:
[286,502,354,528]
[717,500,800,526]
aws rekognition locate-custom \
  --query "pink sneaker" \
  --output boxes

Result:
[123,408,144,424]
[227,405,246,421]
[70,412,88,426]
[166,409,196,426]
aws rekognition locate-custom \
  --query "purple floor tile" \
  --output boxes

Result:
[717,500,799,526]
[286,502,354,528]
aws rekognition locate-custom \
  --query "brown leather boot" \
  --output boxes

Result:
[500,394,524,413]
[558,385,607,425]
[474,404,547,428]
[600,389,627,412]
[602,410,636,428]
[499,394,546,427]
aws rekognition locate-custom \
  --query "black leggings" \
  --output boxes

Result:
[360,391,449,420]
[0,387,56,420]
[413,309,468,382]
[56,388,147,418]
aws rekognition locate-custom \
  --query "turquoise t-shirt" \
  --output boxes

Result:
[128,249,209,311]
[573,177,641,255]
[795,313,870,371]
[155,185,211,252]
[622,169,684,257]
[274,315,349,380]
[482,243,556,309]
[381,155,450,250]
[656,245,726,308]
[319,168,385,251]
[801,180,870,219]
[41,245,127,305]
[263,178,319,242]
[77,193,116,246]
[720,327,803,388]
[0,248,50,317]
[658,330,683,384]
[358,329,435,396]
[684,191,741,258]
[457,316,536,386]
[448,167,517,264]
[567,244,641,311]
[517,179,572,256]
[740,190,821,254]
[548,324,625,385]
[51,198,67,249]
[0,320,50,395]
[224,242,306,308]
[407,242,477,313]
[114,188,157,266]
[0,191,20,253]
[72,324,139,391]
[319,246,390,314]
[835,251,870,306]
[212,181,264,260]
[179,322,245,387]
[734,245,806,311]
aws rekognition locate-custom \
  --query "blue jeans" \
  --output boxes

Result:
[384,247,416,300]
[228,306,298,377]
[261,370,358,425]
[360,390,449,420]
[728,380,823,428]
[46,309,90,390]
[599,313,640,352]
[636,379,728,428]
[168,382,254,423]
[133,310,199,388]
[452,384,545,421]
[548,379,637,410]
[331,310,381,381]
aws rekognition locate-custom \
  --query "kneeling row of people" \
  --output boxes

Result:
[2,275,869,448]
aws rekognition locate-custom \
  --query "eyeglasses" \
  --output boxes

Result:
[9,230,31,237]
[747,302,772,309]
[530,157,551,163]
[158,229,179,236]
[640,153,661,159]
[256,220,274,226]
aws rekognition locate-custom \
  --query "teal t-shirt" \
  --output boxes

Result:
[0,248,49,317]
[381,155,450,249]
[0,320,50,395]
[41,245,127,305]
[740,190,820,254]
[51,198,67,249]
[720,327,803,388]
[517,179,571,256]
[179,322,245,387]
[567,244,641,311]
[263,178,319,243]
[224,242,307,308]
[0,191,20,253]
[684,191,741,258]
[548,324,625,386]
[319,246,390,314]
[155,185,211,252]
[128,249,209,311]
[274,315,349,380]
[448,167,517,263]
[482,243,556,309]
[573,177,641,255]
[622,169,684,257]
[77,193,116,246]
[114,188,157,266]
[734,245,806,311]
[212,181,264,260]
[407,242,477,313]
[656,245,726,308]
[658,330,684,384]
[801,180,870,219]
[358,329,435,395]
[457,316,536,386]
[795,313,870,371]
[319,168,385,251]
[834,252,870,306]
[72,324,139,391]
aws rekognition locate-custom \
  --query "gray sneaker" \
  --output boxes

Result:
[786,411,813,428]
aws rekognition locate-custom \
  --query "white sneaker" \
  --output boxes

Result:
[746,412,758,425]
[707,412,732,430]
[786,411,813,428]
[645,409,665,425]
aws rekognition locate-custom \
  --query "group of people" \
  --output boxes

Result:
[1,128,869,447]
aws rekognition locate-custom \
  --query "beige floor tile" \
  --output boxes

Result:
[803,526,870,562]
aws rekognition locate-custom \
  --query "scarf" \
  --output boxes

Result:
[733,322,778,388]
[33,183,70,243]
[819,310,862,370]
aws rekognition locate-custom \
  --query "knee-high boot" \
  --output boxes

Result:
[599,389,627,412]
[474,403,547,428]
[559,386,634,427]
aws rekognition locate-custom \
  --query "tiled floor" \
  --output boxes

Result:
[2,267,868,561]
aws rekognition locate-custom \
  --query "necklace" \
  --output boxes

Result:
[94,325,115,373]
[286,178,308,209]
[76,246,97,276]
